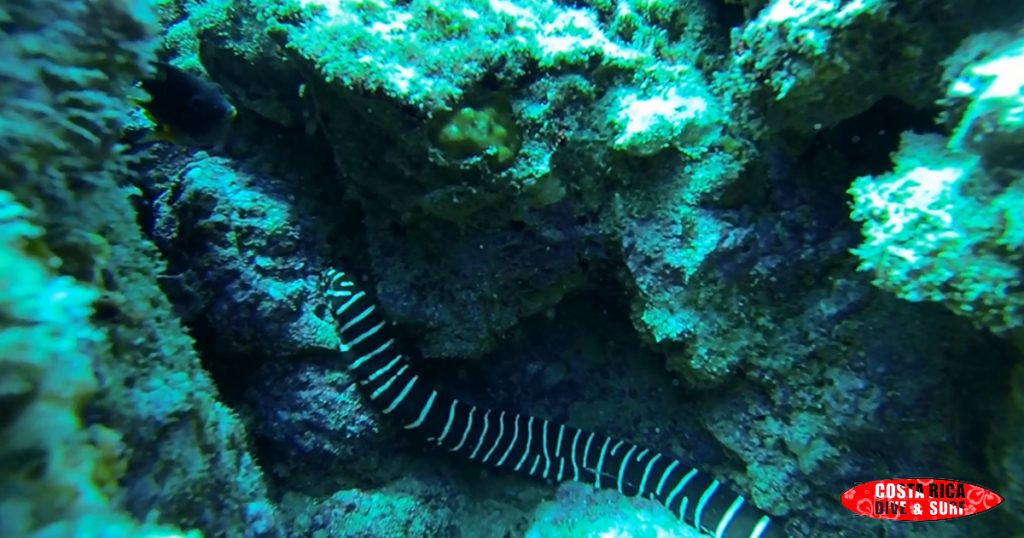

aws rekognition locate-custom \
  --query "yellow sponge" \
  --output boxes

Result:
[431,97,520,168]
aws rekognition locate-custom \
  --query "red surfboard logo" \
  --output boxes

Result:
[841,478,1003,521]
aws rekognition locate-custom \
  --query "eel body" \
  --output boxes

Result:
[323,269,788,538]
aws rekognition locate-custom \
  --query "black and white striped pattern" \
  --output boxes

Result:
[322,269,788,538]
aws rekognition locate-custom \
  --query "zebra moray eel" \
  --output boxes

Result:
[322,268,788,538]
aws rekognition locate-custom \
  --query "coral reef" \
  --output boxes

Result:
[0,0,278,535]
[620,157,855,385]
[849,30,1024,339]
[463,292,1011,536]
[0,192,185,538]
[141,152,338,358]
[7,0,1024,536]
[289,475,460,537]
[135,0,1021,535]
[365,203,601,358]
[725,0,1013,144]
[245,359,403,475]
[846,30,1024,530]
[525,482,704,538]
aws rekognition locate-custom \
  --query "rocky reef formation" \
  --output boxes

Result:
[5,0,1023,536]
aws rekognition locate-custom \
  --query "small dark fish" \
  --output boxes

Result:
[137,62,236,147]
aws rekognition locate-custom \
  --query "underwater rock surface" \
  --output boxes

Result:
[2,0,1023,537]
[0,0,279,536]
